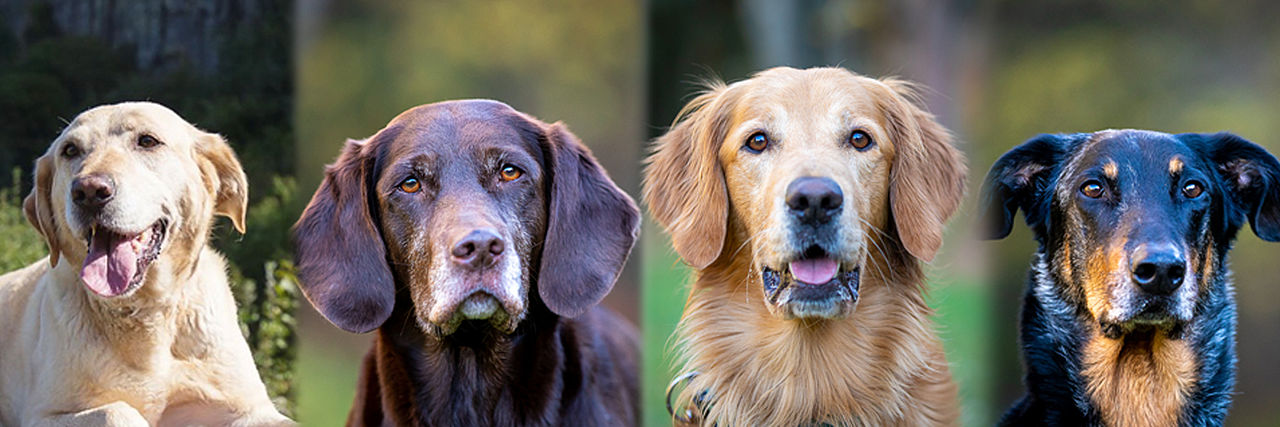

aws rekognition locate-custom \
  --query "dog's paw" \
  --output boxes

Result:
[39,401,150,427]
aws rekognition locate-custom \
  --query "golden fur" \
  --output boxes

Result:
[644,67,966,426]
[0,102,291,426]
[1081,329,1197,427]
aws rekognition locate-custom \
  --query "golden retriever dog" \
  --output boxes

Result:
[644,67,966,426]
[0,102,292,426]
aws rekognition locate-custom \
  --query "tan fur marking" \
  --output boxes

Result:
[1082,331,1197,427]
[1169,156,1184,176]
[1103,160,1119,180]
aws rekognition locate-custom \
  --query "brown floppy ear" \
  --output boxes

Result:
[195,132,249,233]
[292,135,397,333]
[24,153,61,267]
[642,84,735,268]
[537,123,640,318]
[879,79,967,262]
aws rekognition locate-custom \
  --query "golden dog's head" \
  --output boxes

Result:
[24,102,247,299]
[645,67,965,320]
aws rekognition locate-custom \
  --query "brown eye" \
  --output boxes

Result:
[1182,181,1203,198]
[137,134,161,148]
[745,132,769,153]
[848,130,874,150]
[499,164,523,182]
[398,177,421,193]
[61,143,80,158]
[1080,180,1105,199]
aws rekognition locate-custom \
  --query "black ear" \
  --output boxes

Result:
[1184,132,1280,242]
[537,123,640,318]
[980,134,1074,239]
[292,132,398,333]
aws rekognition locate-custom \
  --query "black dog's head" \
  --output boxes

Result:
[294,100,639,337]
[983,130,1280,338]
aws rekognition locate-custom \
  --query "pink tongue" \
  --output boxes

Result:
[789,258,839,285]
[81,230,139,297]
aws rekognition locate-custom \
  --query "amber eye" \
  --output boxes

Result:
[61,143,80,158]
[848,130,874,150]
[398,177,422,193]
[1182,181,1203,198]
[137,134,161,148]
[1080,180,1105,199]
[744,132,769,153]
[499,164,523,182]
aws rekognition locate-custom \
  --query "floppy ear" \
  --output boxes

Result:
[537,123,640,318]
[195,132,249,233]
[24,153,61,267]
[979,134,1073,240]
[293,135,397,333]
[1185,132,1280,242]
[878,80,967,262]
[642,85,734,268]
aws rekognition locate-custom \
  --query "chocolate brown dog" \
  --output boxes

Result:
[293,100,640,426]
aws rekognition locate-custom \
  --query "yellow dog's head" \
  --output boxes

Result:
[645,67,965,320]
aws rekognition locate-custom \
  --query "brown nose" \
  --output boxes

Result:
[72,174,115,211]
[451,229,505,269]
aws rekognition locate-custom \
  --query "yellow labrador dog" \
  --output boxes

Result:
[0,102,292,426]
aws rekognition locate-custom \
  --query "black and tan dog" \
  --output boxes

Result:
[983,130,1280,426]
[293,100,640,426]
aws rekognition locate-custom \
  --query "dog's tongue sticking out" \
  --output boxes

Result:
[81,229,139,297]
[789,258,838,285]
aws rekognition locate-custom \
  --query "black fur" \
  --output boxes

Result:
[983,130,1280,426]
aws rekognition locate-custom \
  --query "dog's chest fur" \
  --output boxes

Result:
[675,257,958,426]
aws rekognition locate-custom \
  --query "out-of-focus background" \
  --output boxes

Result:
[0,0,298,416]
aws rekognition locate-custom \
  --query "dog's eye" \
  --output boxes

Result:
[61,143,80,158]
[848,130,874,150]
[499,164,523,182]
[1182,181,1204,198]
[1080,180,1106,199]
[744,132,769,153]
[137,134,161,148]
[398,177,422,193]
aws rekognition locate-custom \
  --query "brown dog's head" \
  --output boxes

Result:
[24,102,248,299]
[644,67,965,320]
[294,100,639,336]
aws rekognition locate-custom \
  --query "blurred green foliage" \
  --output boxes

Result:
[0,169,46,272]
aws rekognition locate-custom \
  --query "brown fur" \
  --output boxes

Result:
[645,67,964,426]
[1081,329,1197,427]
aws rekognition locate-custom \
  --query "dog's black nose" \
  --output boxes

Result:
[786,177,843,225]
[451,229,505,269]
[1131,245,1186,296]
[71,174,115,211]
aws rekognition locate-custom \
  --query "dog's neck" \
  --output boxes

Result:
[674,246,956,426]
[379,303,568,425]
[1029,249,1235,425]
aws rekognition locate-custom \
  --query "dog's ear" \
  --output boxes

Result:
[196,132,249,233]
[24,153,61,267]
[538,123,640,318]
[979,134,1073,240]
[293,135,397,333]
[642,85,735,268]
[1185,132,1280,242]
[878,80,967,262]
